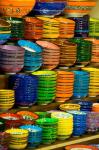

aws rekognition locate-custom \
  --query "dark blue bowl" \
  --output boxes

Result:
[33,2,66,16]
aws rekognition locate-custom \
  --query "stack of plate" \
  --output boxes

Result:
[89,18,99,38]
[18,40,43,72]
[24,17,43,40]
[0,118,5,131]
[69,16,89,37]
[92,103,99,112]
[5,128,29,150]
[75,100,93,111]
[32,71,57,105]
[72,71,90,98]
[87,112,99,133]
[20,125,42,148]
[17,111,38,125]
[0,19,11,44]
[0,113,22,129]
[0,90,15,111]
[65,145,98,150]
[9,74,38,107]
[36,40,60,70]
[65,0,96,17]
[56,71,74,102]
[0,45,24,74]
[70,38,92,66]
[60,103,80,111]
[68,111,87,136]
[36,118,58,144]
[3,17,24,40]
[82,67,99,97]
[55,18,75,38]
[37,17,59,38]
[33,0,66,16]
[51,112,73,140]
[0,132,10,150]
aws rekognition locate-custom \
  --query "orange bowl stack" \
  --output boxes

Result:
[36,40,60,70]
[56,70,74,103]
[55,18,75,38]
[24,17,43,40]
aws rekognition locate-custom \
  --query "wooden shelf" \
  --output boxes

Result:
[35,133,99,150]
[6,96,99,113]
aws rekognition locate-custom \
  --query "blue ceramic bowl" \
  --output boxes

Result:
[18,40,43,53]
[0,40,7,44]
[33,2,66,16]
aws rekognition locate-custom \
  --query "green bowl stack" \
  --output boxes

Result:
[36,118,58,144]
[32,71,57,105]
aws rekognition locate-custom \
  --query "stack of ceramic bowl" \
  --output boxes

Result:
[0,0,36,18]
[0,90,15,111]
[75,100,93,111]
[85,38,99,66]
[70,38,92,66]
[65,145,98,150]
[37,17,59,38]
[32,71,57,105]
[5,129,29,150]
[69,16,89,37]
[51,112,73,140]
[17,111,38,125]
[24,17,43,40]
[36,118,58,144]
[87,112,99,133]
[89,18,99,38]
[60,103,80,111]
[36,40,60,70]
[33,0,66,16]
[18,40,43,72]
[0,75,8,89]
[0,19,11,44]
[92,103,99,112]
[9,74,38,107]
[20,125,42,148]
[72,71,90,99]
[82,67,99,97]
[55,18,75,38]
[0,118,5,131]
[65,0,96,17]
[53,39,77,67]
[0,132,10,150]
[0,113,22,129]
[68,111,87,136]
[55,71,74,102]
[0,45,24,74]
[4,17,24,40]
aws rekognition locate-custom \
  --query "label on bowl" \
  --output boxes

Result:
[23,46,35,52]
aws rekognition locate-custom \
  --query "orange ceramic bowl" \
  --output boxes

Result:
[0,0,36,17]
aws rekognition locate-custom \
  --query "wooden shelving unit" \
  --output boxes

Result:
[34,133,99,150]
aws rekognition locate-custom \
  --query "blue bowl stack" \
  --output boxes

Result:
[68,111,87,136]
[18,40,43,72]
[8,74,38,107]
[20,125,42,148]
[72,71,90,99]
